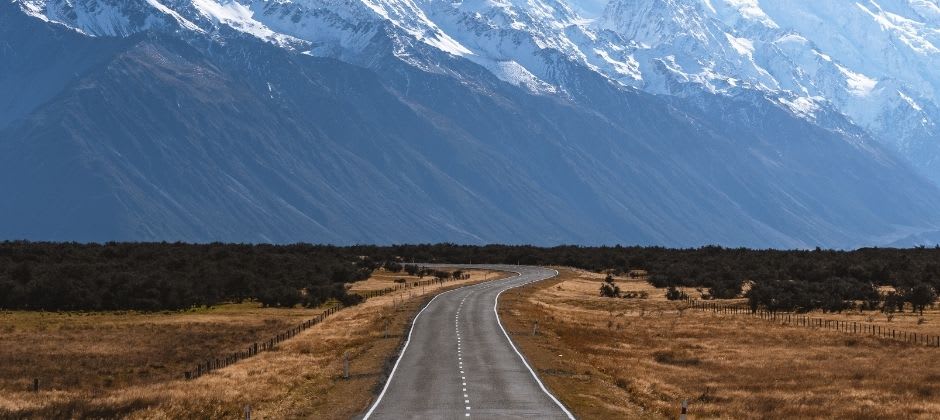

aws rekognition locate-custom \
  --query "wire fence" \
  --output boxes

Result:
[687,298,940,347]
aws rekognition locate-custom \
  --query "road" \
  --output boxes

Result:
[362,265,574,419]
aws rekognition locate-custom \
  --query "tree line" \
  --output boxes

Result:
[352,244,940,314]
[0,242,372,311]
[1,242,938,313]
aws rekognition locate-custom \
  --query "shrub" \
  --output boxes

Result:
[599,275,621,298]
[384,261,403,272]
[653,350,701,366]
[665,286,688,301]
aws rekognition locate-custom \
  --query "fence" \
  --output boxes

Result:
[355,273,472,299]
[184,271,474,379]
[686,298,940,348]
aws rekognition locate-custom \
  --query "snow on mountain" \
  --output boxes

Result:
[598,0,781,93]
[15,0,203,35]
[7,0,940,247]
[594,0,940,184]
[186,0,304,47]
[9,0,940,181]
[566,0,606,17]
[239,0,473,57]
[402,0,639,91]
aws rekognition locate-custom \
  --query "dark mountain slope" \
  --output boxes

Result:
[2,9,940,247]
[0,3,133,130]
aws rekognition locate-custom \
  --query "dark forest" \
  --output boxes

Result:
[1,242,938,312]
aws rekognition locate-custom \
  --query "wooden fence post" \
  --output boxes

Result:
[32,378,39,392]
[343,351,350,380]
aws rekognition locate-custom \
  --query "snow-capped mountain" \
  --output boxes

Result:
[258,0,940,157]
[594,0,940,183]
[4,0,940,247]
[20,0,937,183]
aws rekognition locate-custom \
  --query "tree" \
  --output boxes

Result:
[705,269,742,299]
[665,286,688,301]
[600,274,621,298]
[907,283,937,315]
[337,293,364,306]
[384,261,403,273]
[434,270,450,282]
[708,283,741,299]
[10,262,31,284]
[883,291,905,313]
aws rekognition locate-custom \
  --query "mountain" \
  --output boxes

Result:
[2,0,940,247]
[594,0,940,184]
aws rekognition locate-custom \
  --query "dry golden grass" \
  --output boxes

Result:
[348,269,499,292]
[0,304,321,394]
[500,268,940,419]
[773,304,940,337]
[0,269,504,419]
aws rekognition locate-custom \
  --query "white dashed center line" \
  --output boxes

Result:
[457,293,471,417]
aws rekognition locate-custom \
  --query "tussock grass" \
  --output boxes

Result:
[500,269,940,419]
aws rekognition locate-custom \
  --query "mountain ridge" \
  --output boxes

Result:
[3,0,940,248]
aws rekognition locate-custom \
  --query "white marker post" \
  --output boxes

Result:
[680,399,688,420]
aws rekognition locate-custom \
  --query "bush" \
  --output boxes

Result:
[599,275,621,298]
[908,283,937,315]
[708,282,741,299]
[384,261,403,273]
[665,286,688,301]
[653,350,701,366]
[337,293,364,307]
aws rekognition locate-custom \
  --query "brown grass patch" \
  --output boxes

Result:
[500,268,940,419]
[348,269,500,293]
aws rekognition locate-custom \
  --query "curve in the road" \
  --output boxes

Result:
[362,265,574,419]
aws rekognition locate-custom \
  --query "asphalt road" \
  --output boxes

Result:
[363,265,574,419]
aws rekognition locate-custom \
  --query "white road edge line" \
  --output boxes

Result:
[494,268,576,420]
[362,270,510,420]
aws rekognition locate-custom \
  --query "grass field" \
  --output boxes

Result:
[0,268,502,418]
[0,304,323,394]
[348,268,497,293]
[500,268,940,419]
[677,295,940,338]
